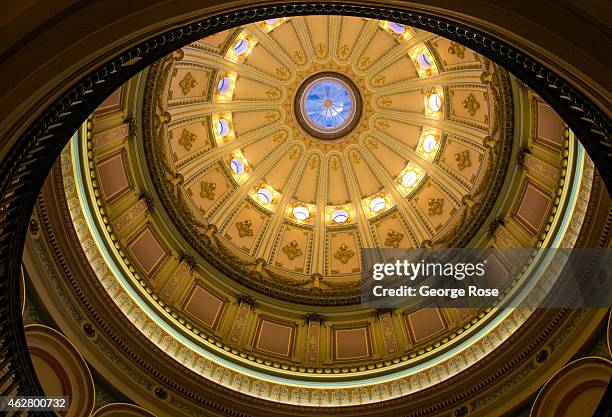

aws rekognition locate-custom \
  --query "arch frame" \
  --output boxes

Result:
[0,2,610,413]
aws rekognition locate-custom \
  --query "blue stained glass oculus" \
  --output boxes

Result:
[300,77,356,135]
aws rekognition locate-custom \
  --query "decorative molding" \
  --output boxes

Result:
[179,71,198,95]
[161,260,192,299]
[428,198,444,215]
[378,311,398,355]
[333,243,355,264]
[306,320,321,363]
[114,199,148,232]
[228,301,251,346]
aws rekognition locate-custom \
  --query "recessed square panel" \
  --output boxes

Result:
[96,150,131,203]
[333,326,372,360]
[182,284,225,329]
[513,179,552,235]
[404,306,447,343]
[253,317,295,358]
[127,225,168,277]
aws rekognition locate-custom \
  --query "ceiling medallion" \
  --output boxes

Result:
[294,72,362,140]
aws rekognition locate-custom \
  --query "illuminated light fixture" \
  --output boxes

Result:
[429,93,442,112]
[264,18,280,24]
[370,197,386,212]
[402,171,417,188]
[233,39,249,55]
[216,119,230,137]
[417,53,431,69]
[292,206,309,220]
[389,22,406,34]
[423,135,437,153]
[217,77,231,94]
[332,209,349,224]
[257,188,273,204]
[230,158,244,175]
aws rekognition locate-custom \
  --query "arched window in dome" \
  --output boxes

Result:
[423,135,437,153]
[233,39,249,55]
[257,188,273,204]
[216,119,230,137]
[389,22,405,34]
[217,77,231,94]
[417,53,432,70]
[230,158,244,175]
[332,209,349,224]
[428,93,442,112]
[292,206,309,220]
[369,197,386,212]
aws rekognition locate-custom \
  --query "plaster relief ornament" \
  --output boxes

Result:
[236,220,254,237]
[428,198,444,215]
[462,93,481,116]
[179,129,197,151]
[448,41,466,59]
[282,240,303,260]
[454,150,472,171]
[384,230,404,248]
[200,182,216,200]
[179,71,198,94]
[334,243,355,264]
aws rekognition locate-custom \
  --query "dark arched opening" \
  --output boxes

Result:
[0,3,609,414]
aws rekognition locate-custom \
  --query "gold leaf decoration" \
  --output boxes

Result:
[372,74,386,86]
[376,119,390,130]
[448,41,466,59]
[275,67,289,79]
[282,240,303,260]
[265,112,279,122]
[288,147,300,160]
[351,152,361,164]
[316,42,326,58]
[179,71,198,95]
[384,230,404,248]
[334,244,355,264]
[265,89,280,99]
[330,158,340,172]
[365,138,379,150]
[378,97,392,107]
[200,182,216,200]
[358,56,371,69]
[454,150,472,171]
[338,44,350,58]
[428,198,444,215]
[293,51,306,64]
[462,93,480,116]
[236,220,254,237]
[179,129,197,151]
[308,156,318,170]
[273,131,286,142]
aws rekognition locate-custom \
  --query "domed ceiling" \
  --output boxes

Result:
[143,16,513,304]
[44,13,594,412]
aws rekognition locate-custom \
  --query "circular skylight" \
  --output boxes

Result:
[217,77,231,94]
[217,119,230,136]
[230,158,244,175]
[429,93,442,112]
[402,171,417,188]
[292,206,309,220]
[389,22,405,34]
[233,39,249,55]
[423,135,437,152]
[300,76,356,134]
[417,53,431,69]
[332,209,349,224]
[257,188,273,204]
[370,197,386,212]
